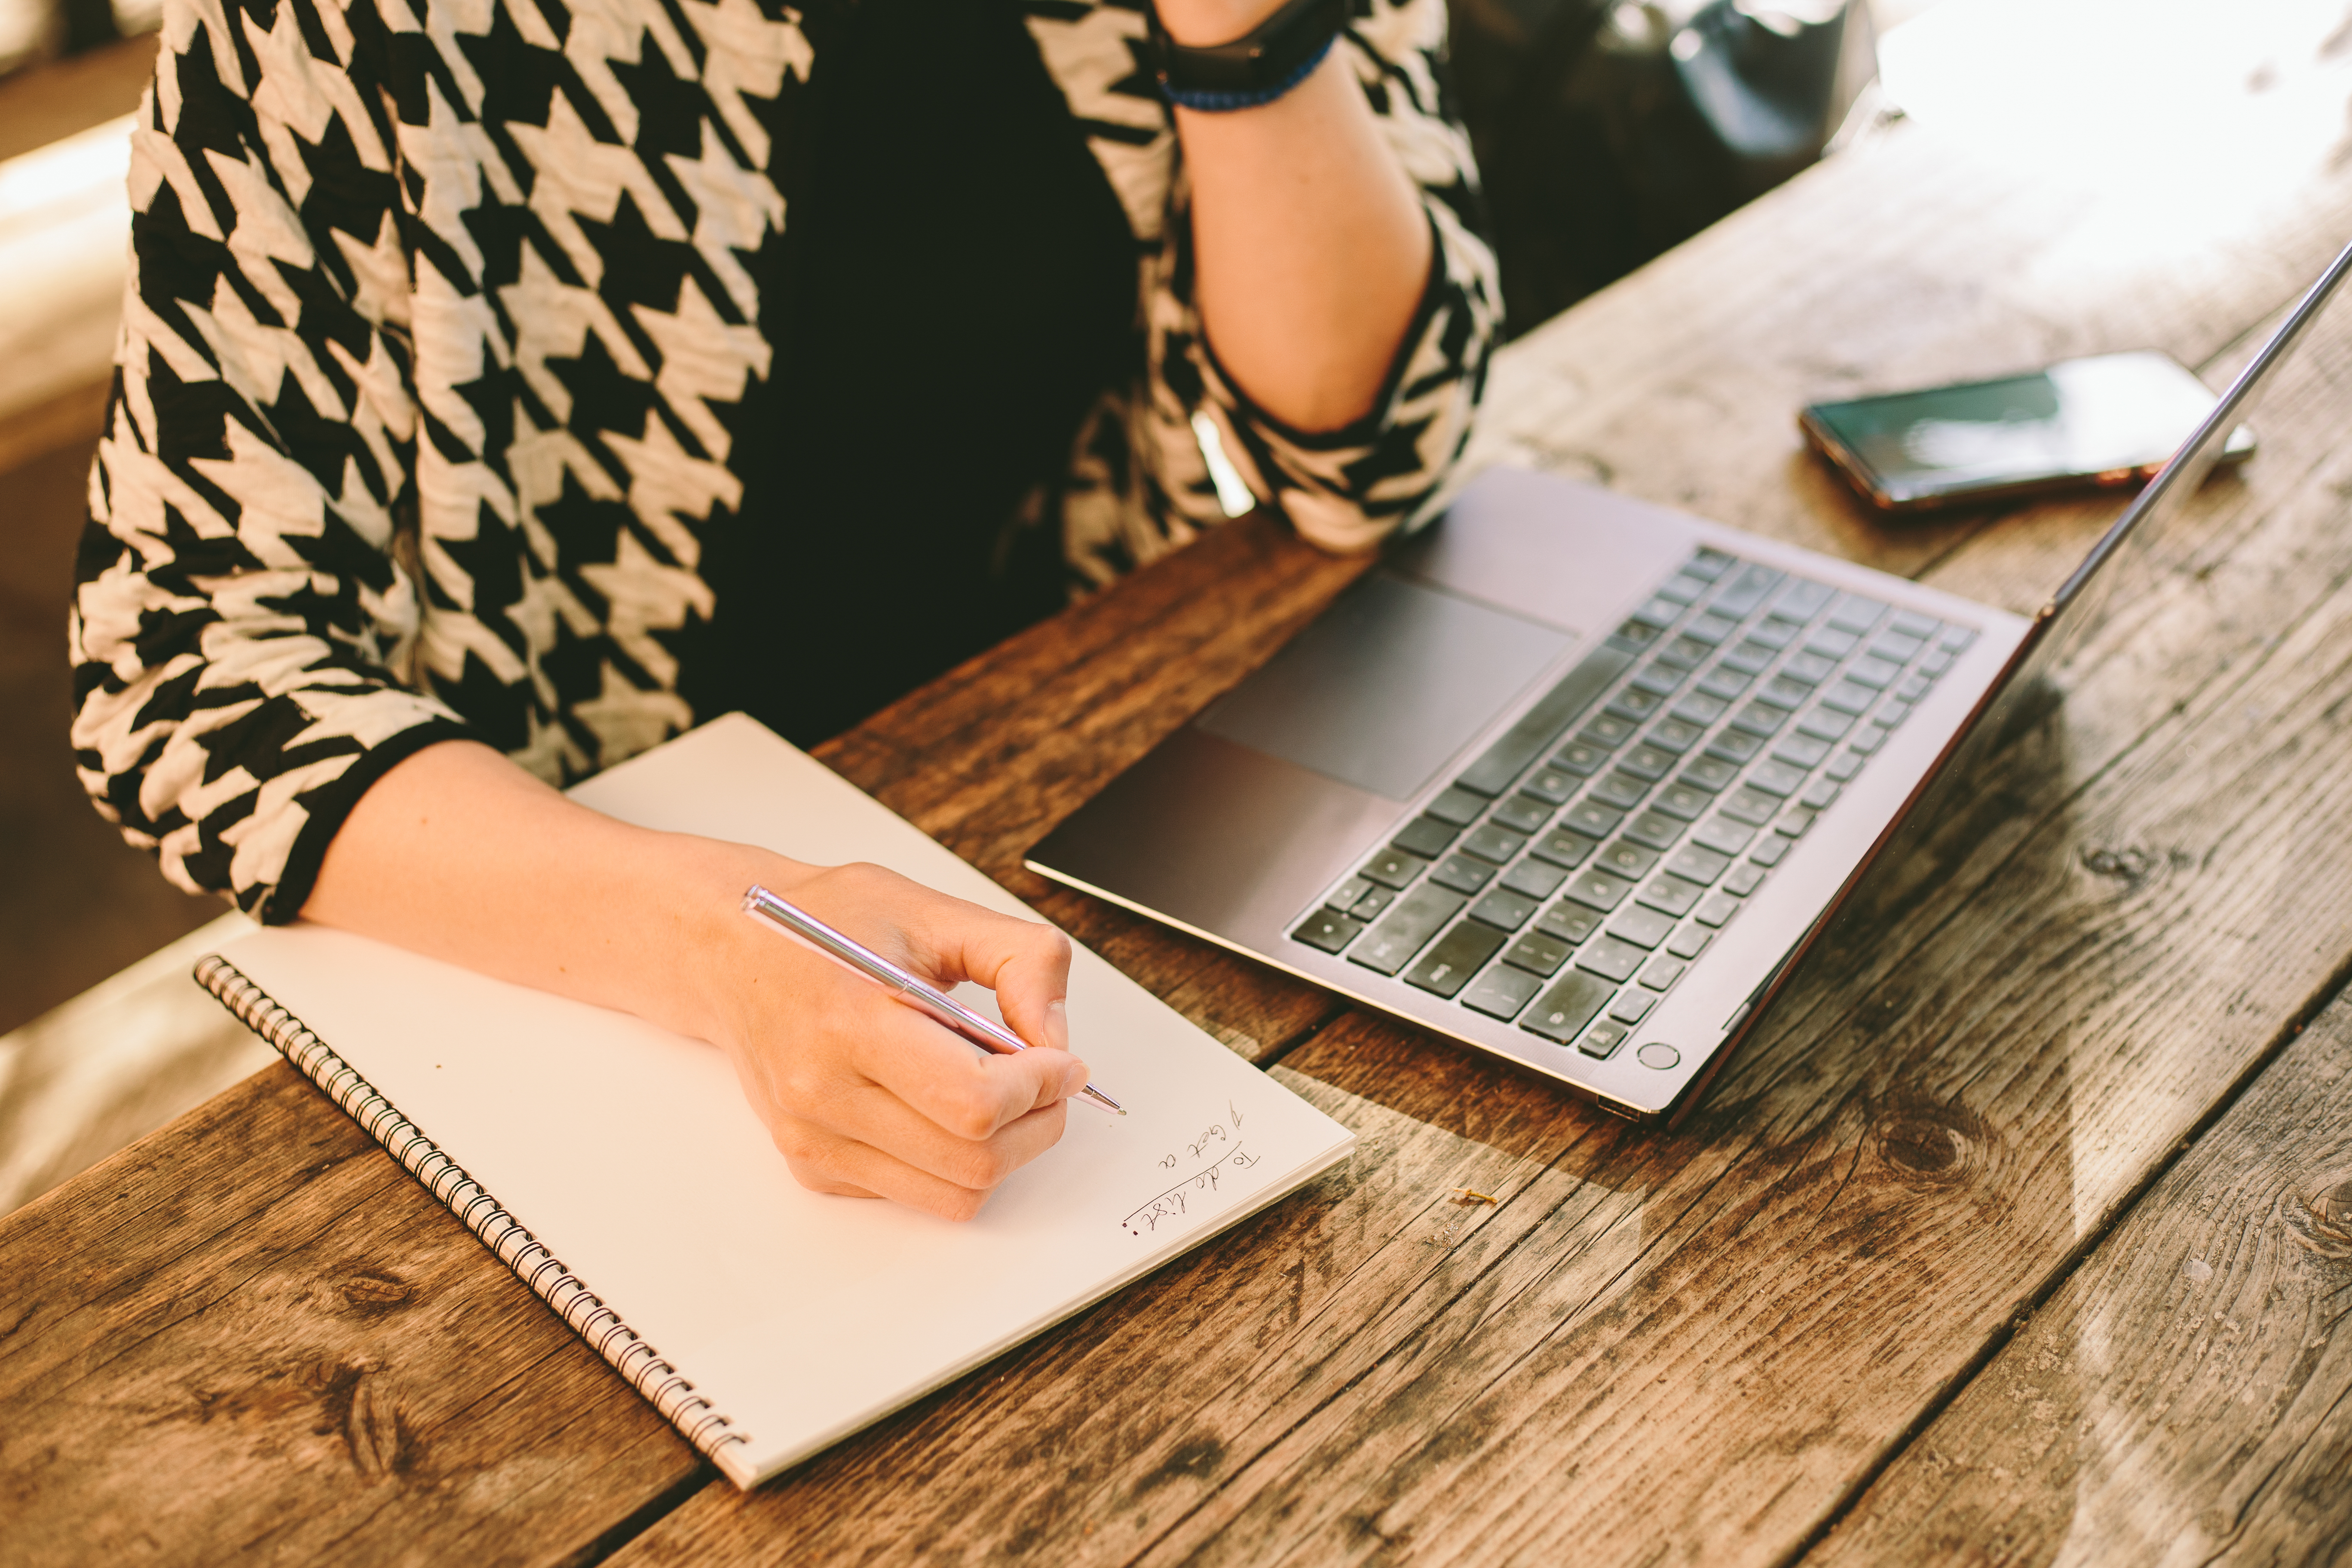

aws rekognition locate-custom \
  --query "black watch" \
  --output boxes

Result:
[1148,0,1351,108]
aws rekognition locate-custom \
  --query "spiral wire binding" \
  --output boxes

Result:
[196,953,753,1466]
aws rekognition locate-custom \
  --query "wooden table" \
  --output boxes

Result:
[8,2,2352,1562]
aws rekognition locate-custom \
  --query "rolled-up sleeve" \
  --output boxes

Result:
[68,0,472,923]
[1162,0,1500,552]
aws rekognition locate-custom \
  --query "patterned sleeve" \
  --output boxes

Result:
[1161,0,1500,554]
[67,0,471,924]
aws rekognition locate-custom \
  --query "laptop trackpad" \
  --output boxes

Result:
[1193,572,1574,802]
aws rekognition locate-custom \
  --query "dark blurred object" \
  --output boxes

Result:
[0,0,156,81]
[1452,0,1880,334]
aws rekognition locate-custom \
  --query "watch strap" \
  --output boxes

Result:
[1149,0,1351,107]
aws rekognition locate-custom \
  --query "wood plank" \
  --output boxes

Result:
[815,510,1372,1066]
[597,67,2352,1568]
[1805,991,2352,1568]
[0,1066,703,1567]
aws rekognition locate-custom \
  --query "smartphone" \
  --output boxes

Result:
[1800,350,2255,515]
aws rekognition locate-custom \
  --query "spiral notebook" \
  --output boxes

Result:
[195,715,1357,1488]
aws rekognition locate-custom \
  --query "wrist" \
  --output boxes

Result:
[1150,0,1348,109]
[1152,0,1283,47]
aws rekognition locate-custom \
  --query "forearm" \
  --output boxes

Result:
[302,739,760,1046]
[1167,16,1433,433]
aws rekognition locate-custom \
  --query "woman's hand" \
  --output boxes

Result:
[304,740,1091,1221]
[694,858,1087,1220]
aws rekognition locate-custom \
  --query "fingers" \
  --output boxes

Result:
[773,1099,1070,1222]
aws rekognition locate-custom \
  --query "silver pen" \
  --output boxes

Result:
[741,885,1124,1115]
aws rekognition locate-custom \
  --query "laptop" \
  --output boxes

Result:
[1027,240,2352,1123]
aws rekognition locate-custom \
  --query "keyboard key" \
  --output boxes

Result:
[1725,861,1766,895]
[1536,901,1601,944]
[1640,956,1687,991]
[1609,905,1675,949]
[1665,842,1731,884]
[1532,826,1602,868]
[1502,858,1569,899]
[1655,574,1706,606]
[1469,886,1539,930]
[1654,634,1710,671]
[1666,925,1711,959]
[1729,701,1788,737]
[1596,839,1660,879]
[1781,650,1837,685]
[1850,723,1886,755]
[1404,920,1506,998]
[1697,666,1752,700]
[1522,765,1581,803]
[1711,563,1784,616]
[1704,728,1764,763]
[1896,673,1932,703]
[1938,624,1978,652]
[1771,577,1835,620]
[1630,662,1687,696]
[1805,626,1860,660]
[1718,787,1779,827]
[1890,610,1939,639]
[1293,910,1365,952]
[1605,690,1665,727]
[1847,655,1902,691]
[1607,989,1656,1025]
[1351,886,1396,919]
[1361,848,1430,888]
[1693,815,1756,856]
[1392,817,1458,858]
[1582,714,1638,748]
[1672,692,1730,726]
[1820,680,1875,717]
[1773,733,1831,769]
[1628,597,1679,629]
[1649,716,1706,754]
[1751,833,1790,867]
[1589,771,1650,810]
[1683,611,1739,646]
[1687,548,1734,581]
[1776,806,1816,838]
[1616,618,1662,646]
[1425,786,1487,827]
[1636,874,1705,917]
[1826,593,1887,633]
[1719,640,1774,676]
[1562,867,1635,913]
[1549,742,1607,780]
[1504,929,1575,976]
[1920,647,1956,676]
[1681,755,1738,792]
[1870,631,1926,664]
[1522,971,1615,1042]
[1877,698,1913,729]
[1562,804,1618,841]
[1490,794,1553,834]
[1463,823,1528,863]
[1621,810,1684,852]
[1576,934,1647,983]
[1622,744,1677,783]
[1797,707,1855,741]
[1799,778,1841,810]
[1350,885,1467,973]
[1462,963,1544,1021]
[1652,781,1712,821]
[1825,749,1865,781]
[1747,759,1805,797]
[1695,893,1742,928]
[1579,1020,1629,1059]
[1454,644,1638,796]
[1746,618,1798,649]
[1325,875,1374,911]
[1759,674,1813,709]
[1432,853,1498,894]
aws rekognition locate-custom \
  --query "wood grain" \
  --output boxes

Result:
[0,1066,703,1568]
[1806,996,2352,1568]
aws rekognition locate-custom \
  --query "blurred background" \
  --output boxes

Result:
[0,0,1937,1203]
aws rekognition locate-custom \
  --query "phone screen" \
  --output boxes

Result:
[1804,351,2249,511]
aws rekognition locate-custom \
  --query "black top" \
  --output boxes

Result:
[694,0,1142,745]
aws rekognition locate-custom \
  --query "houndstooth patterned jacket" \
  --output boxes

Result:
[69,0,1499,923]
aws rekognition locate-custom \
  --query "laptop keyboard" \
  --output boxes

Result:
[1288,548,1977,1061]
